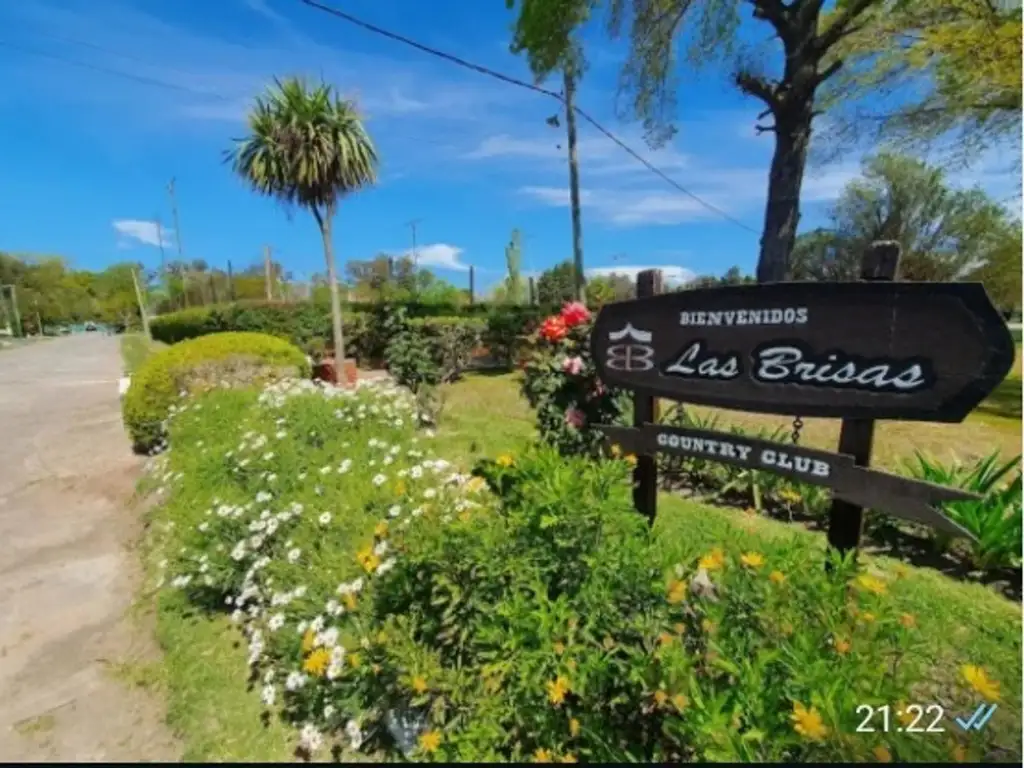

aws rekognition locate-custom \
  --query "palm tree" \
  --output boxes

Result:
[228,77,378,376]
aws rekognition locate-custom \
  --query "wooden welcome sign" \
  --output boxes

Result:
[591,244,1016,553]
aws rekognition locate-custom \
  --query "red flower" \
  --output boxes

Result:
[560,301,591,328]
[539,316,568,342]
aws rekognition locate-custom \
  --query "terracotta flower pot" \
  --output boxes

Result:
[312,357,358,388]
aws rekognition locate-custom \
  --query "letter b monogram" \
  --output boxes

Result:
[606,343,655,372]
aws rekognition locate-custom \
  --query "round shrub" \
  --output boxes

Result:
[122,331,310,452]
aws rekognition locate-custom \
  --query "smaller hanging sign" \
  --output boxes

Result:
[595,423,979,539]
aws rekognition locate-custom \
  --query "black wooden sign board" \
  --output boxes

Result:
[596,423,978,539]
[590,281,1014,422]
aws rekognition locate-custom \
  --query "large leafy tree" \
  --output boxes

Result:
[537,259,580,305]
[788,152,1020,293]
[228,77,378,368]
[507,0,887,283]
[822,0,1022,167]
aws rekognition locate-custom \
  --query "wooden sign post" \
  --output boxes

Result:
[591,245,1016,552]
[827,242,899,557]
[633,269,662,525]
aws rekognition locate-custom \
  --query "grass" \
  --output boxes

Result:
[120,333,166,375]
[131,365,1021,762]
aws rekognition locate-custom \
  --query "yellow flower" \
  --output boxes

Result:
[418,730,442,753]
[376,630,388,644]
[624,454,638,467]
[666,578,688,604]
[834,636,851,655]
[569,718,581,738]
[553,642,565,655]
[899,613,916,629]
[769,570,786,584]
[950,742,967,762]
[701,619,716,634]
[791,701,829,741]
[896,704,915,728]
[459,510,472,522]
[357,545,381,573]
[301,629,317,653]
[303,648,331,676]
[348,652,361,669]
[873,745,892,763]
[533,748,553,763]
[411,675,429,694]
[961,664,1000,702]
[546,676,571,706]
[496,453,515,467]
[672,693,689,712]
[465,476,486,494]
[740,551,765,569]
[674,622,686,634]
[856,574,888,595]
[654,690,669,707]
[779,487,803,504]
[602,636,616,650]
[374,520,389,538]
[699,547,726,571]
[343,592,357,611]
[560,754,577,763]
[609,443,622,458]
[893,564,909,580]
[394,480,407,496]
[657,632,674,647]
[860,612,876,624]
[780,621,794,636]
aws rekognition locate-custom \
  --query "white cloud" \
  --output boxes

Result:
[402,243,469,272]
[587,265,696,286]
[518,185,721,226]
[112,219,172,248]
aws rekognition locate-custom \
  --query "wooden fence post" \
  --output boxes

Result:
[528,276,536,306]
[469,266,476,305]
[826,241,902,559]
[227,260,237,302]
[633,269,663,525]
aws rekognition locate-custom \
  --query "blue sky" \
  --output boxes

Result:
[0,0,1018,294]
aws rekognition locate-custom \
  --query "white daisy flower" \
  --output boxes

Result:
[318,512,331,526]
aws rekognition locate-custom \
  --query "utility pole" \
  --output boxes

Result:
[130,266,151,339]
[167,178,188,307]
[563,66,585,302]
[264,245,274,300]
[1,285,22,337]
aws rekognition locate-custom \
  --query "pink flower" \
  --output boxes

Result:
[564,407,586,429]
[560,302,591,328]
[562,356,584,375]
[539,316,568,342]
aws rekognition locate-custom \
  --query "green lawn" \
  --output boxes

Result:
[132,365,1022,762]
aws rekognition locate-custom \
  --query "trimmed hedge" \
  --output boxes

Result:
[149,301,552,367]
[122,331,309,453]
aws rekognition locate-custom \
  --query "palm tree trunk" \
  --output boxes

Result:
[319,209,345,384]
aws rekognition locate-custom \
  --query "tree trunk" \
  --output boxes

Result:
[320,211,345,384]
[564,67,585,301]
[757,107,814,283]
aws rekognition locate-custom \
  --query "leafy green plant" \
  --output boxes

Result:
[520,303,631,457]
[483,305,548,367]
[121,331,309,453]
[905,451,1022,569]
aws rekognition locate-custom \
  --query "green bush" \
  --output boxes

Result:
[483,305,548,367]
[122,331,309,452]
[905,451,1022,569]
[154,395,1014,764]
[149,301,365,360]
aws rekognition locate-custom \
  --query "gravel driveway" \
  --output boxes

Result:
[0,335,179,761]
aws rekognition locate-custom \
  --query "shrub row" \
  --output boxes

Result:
[122,331,309,453]
[149,301,549,367]
[150,382,1015,763]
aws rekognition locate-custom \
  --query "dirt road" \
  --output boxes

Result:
[0,335,179,761]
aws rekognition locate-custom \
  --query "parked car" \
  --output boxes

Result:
[85,322,97,332]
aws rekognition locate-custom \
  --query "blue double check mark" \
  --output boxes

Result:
[955,703,998,732]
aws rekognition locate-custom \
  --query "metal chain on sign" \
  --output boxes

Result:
[791,416,804,446]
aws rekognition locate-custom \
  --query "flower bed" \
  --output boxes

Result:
[146,377,1020,763]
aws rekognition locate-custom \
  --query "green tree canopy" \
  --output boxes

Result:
[537,260,580,305]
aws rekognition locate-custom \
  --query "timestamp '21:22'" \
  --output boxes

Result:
[856,704,945,733]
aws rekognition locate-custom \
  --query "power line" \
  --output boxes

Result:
[0,39,234,101]
[297,0,759,234]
